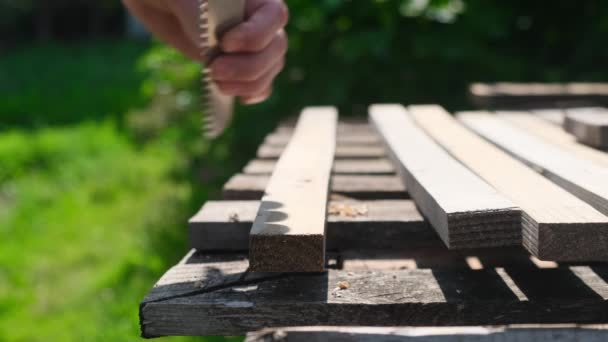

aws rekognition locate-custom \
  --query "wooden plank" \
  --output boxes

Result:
[248,107,337,272]
[246,326,608,342]
[532,109,565,125]
[369,104,521,249]
[410,105,608,261]
[458,112,608,218]
[498,111,608,168]
[223,174,408,200]
[564,109,608,148]
[265,132,381,147]
[257,144,385,159]
[140,252,608,337]
[189,200,434,251]
[243,158,395,175]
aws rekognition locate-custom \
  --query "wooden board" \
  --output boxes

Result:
[459,112,608,219]
[257,144,386,159]
[248,107,337,272]
[564,109,608,148]
[223,174,408,200]
[410,105,608,261]
[189,200,436,251]
[469,82,608,109]
[369,104,521,249]
[265,132,381,147]
[246,326,608,342]
[140,251,608,337]
[243,158,395,175]
[498,111,608,168]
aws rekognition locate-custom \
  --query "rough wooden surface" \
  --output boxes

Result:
[370,104,521,249]
[257,144,386,159]
[245,326,608,342]
[249,107,337,272]
[243,158,395,175]
[410,105,608,261]
[564,109,608,148]
[223,174,408,200]
[498,111,608,168]
[140,251,608,337]
[189,200,434,251]
[459,112,608,220]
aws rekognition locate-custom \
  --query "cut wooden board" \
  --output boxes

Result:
[246,326,608,342]
[410,105,608,261]
[140,251,608,337]
[189,200,435,251]
[459,112,608,220]
[532,109,565,125]
[223,174,408,200]
[498,111,608,168]
[257,144,385,159]
[265,132,381,147]
[564,109,608,148]
[249,107,337,272]
[369,104,521,249]
[243,158,395,175]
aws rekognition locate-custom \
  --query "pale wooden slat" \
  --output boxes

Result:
[564,109,608,148]
[257,144,386,159]
[243,158,395,175]
[249,107,337,272]
[265,132,381,147]
[140,252,608,337]
[246,326,608,342]
[498,111,608,167]
[369,104,521,249]
[410,105,608,261]
[459,112,608,217]
[188,200,434,251]
[222,174,408,200]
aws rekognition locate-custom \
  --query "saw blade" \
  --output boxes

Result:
[199,0,246,139]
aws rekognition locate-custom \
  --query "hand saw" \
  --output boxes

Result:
[200,0,247,139]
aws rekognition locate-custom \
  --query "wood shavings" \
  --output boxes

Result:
[337,281,350,290]
[328,203,368,218]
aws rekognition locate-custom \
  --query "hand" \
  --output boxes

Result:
[122,0,289,104]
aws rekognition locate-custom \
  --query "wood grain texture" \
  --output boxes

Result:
[246,326,608,342]
[189,200,434,251]
[564,109,608,148]
[249,107,337,272]
[411,105,608,261]
[140,252,608,337]
[369,104,521,249]
[499,111,608,168]
[257,144,386,159]
[223,174,408,200]
[243,158,395,175]
[459,112,608,223]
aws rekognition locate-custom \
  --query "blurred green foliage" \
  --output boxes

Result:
[2,0,608,341]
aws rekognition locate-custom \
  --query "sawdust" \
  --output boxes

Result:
[328,203,368,217]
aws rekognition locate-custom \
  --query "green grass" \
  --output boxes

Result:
[0,41,242,342]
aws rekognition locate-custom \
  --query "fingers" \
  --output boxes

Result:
[216,58,284,99]
[221,0,289,53]
[210,30,287,81]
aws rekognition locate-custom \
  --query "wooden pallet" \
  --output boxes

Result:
[140,115,608,338]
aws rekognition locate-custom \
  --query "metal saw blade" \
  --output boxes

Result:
[200,0,246,139]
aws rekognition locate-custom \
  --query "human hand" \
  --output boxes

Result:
[122,0,289,104]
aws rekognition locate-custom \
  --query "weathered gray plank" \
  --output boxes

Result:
[411,105,608,262]
[459,112,608,218]
[223,174,408,200]
[257,144,386,159]
[189,200,434,251]
[243,158,395,175]
[564,109,608,148]
[140,252,608,337]
[249,107,337,272]
[369,104,521,249]
[246,326,608,342]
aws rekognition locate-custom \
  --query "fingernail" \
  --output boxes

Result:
[242,95,266,105]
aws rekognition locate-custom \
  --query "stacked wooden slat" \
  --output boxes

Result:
[141,105,608,338]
